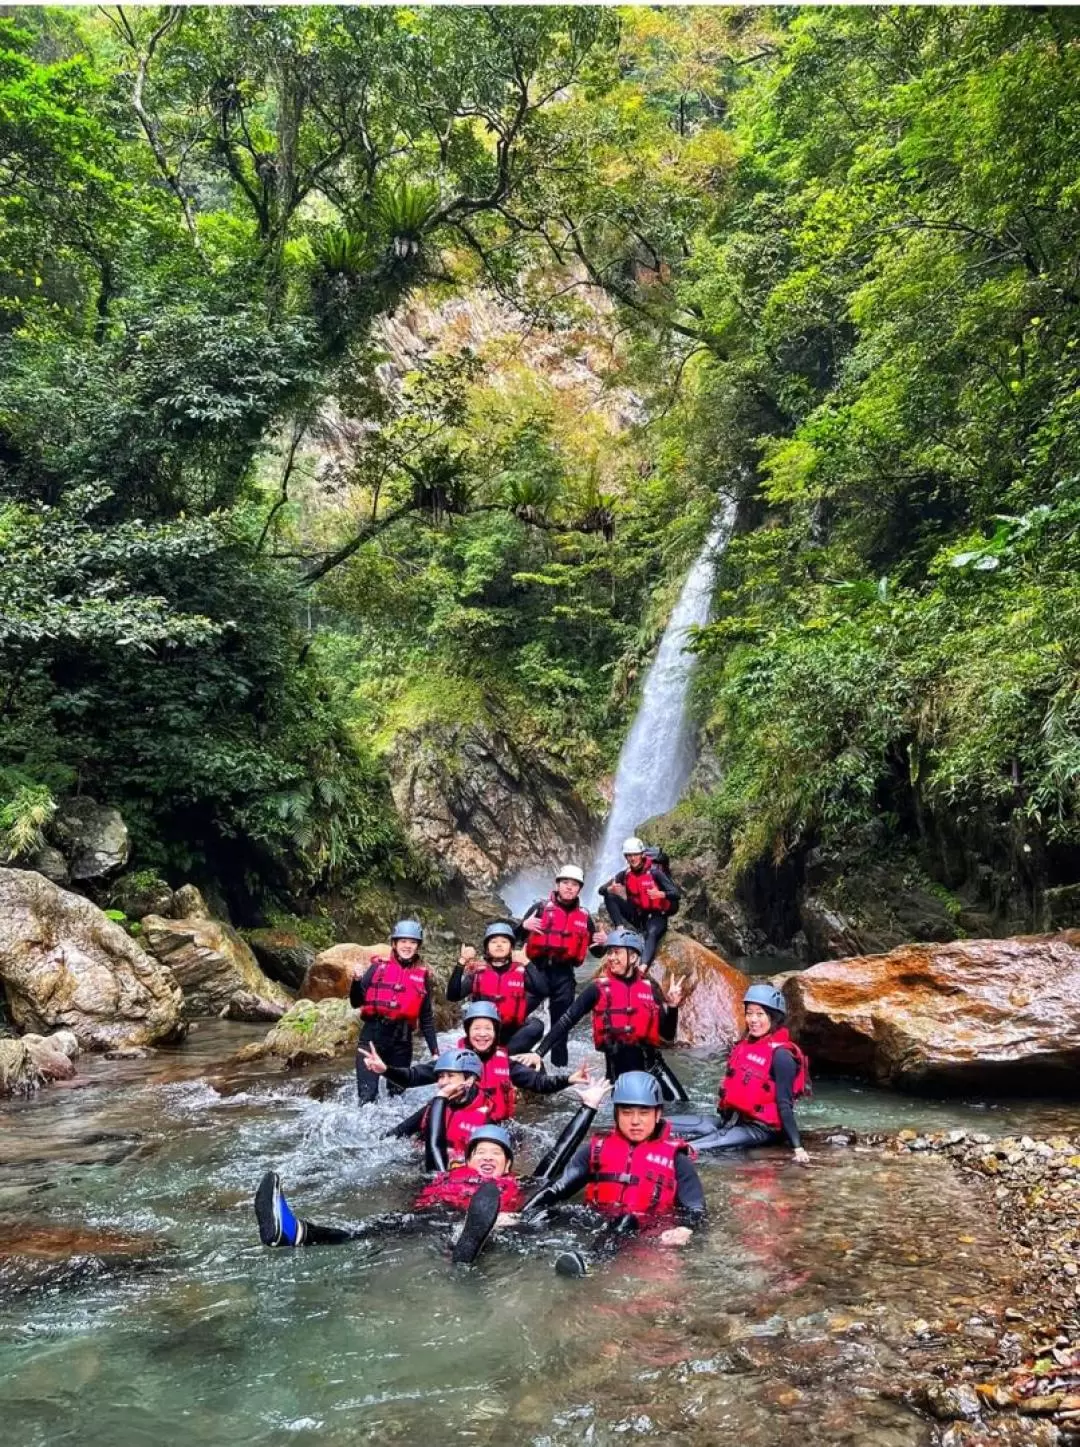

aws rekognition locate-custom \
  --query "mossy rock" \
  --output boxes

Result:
[255,998,359,1068]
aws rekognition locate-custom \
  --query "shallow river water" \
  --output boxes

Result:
[1,1023,1072,1447]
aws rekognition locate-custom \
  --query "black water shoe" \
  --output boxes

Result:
[452,1181,501,1265]
[555,1249,588,1278]
[255,1170,304,1247]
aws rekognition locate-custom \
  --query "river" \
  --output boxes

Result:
[2,1021,1071,1446]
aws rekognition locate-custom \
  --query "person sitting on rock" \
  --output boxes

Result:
[359,1001,593,1123]
[348,919,439,1107]
[446,921,548,1053]
[514,928,688,1102]
[711,984,810,1163]
[521,1071,704,1276]
[518,865,606,1068]
[599,838,680,971]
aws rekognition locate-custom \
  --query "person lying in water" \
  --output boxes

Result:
[709,984,811,1164]
[513,928,689,1103]
[360,1000,592,1124]
[520,1070,705,1277]
[254,1082,612,1267]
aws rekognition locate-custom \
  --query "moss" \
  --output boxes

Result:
[264,908,338,953]
[368,670,486,756]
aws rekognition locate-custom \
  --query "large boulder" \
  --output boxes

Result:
[236,997,359,1068]
[0,868,184,1049]
[141,915,291,1018]
[653,932,749,1052]
[783,930,1080,1090]
[244,928,314,990]
[300,942,390,1001]
[0,1039,38,1096]
[51,797,130,881]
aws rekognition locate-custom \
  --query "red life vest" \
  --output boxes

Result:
[419,1095,491,1161]
[414,1166,524,1214]
[457,1037,516,1122]
[718,1029,809,1130]
[624,863,671,916]
[472,961,529,1029]
[592,972,663,1049]
[584,1120,689,1219]
[359,955,429,1028]
[524,895,591,965]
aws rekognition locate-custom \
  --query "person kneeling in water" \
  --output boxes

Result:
[515,929,688,1102]
[520,1071,704,1276]
[361,1000,591,1123]
[712,984,810,1165]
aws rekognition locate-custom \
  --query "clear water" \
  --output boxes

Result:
[0,1021,1067,1446]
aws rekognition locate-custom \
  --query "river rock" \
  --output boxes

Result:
[51,797,130,881]
[22,844,69,886]
[20,1033,78,1081]
[0,1038,39,1096]
[110,872,175,921]
[219,991,288,1023]
[141,915,291,1018]
[0,1224,164,1295]
[170,883,211,920]
[784,930,1080,1089]
[654,932,749,1051]
[387,719,595,890]
[300,942,390,1001]
[238,997,359,1067]
[0,867,184,1049]
[244,928,314,990]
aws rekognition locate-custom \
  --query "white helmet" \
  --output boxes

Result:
[622,836,646,855]
[556,864,585,885]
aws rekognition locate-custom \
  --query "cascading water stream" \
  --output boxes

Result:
[585,498,736,904]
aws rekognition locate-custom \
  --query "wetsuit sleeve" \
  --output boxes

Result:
[516,901,545,944]
[348,963,377,1010]
[674,1151,706,1220]
[521,1141,592,1215]
[509,1057,571,1095]
[423,1096,450,1173]
[385,1059,438,1090]
[771,1048,802,1150]
[653,867,681,913]
[418,974,439,1056]
[385,1103,428,1140]
[650,980,678,1043]
[537,981,599,1058]
[523,962,547,1011]
[446,965,472,1004]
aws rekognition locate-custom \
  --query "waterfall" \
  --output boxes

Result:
[497,501,735,919]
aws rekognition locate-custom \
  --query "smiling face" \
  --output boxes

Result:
[744,1003,772,1039]
[605,947,636,978]
[486,935,513,962]
[624,852,645,871]
[555,877,582,904]
[465,1018,497,1054]
[615,1104,660,1144]
[436,1070,471,1092]
[393,936,420,962]
[468,1141,510,1178]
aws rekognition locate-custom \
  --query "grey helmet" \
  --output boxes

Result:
[466,1123,514,1164]
[483,921,516,946]
[612,1070,663,1108]
[391,919,424,943]
[462,1000,501,1028]
[602,927,644,957]
[433,1047,483,1078]
[743,983,786,1018]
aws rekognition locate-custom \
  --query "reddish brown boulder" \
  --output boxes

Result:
[300,942,390,1001]
[653,932,749,1052]
[783,930,1080,1090]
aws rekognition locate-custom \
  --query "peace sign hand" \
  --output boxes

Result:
[358,1042,387,1075]
[575,1078,612,1111]
[663,972,686,1008]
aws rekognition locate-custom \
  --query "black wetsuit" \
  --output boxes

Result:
[349,961,439,1105]
[517,901,604,1068]
[445,958,547,1053]
[535,976,688,1101]
[600,866,680,969]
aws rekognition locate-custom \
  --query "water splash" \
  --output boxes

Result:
[586,500,736,904]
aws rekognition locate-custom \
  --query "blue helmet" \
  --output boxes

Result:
[612,1071,663,1108]
[433,1048,482,1078]
[743,983,786,1018]
[391,919,424,943]
[602,927,644,957]
[462,1000,501,1028]
[483,921,516,946]
[466,1123,514,1164]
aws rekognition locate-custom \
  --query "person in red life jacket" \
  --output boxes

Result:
[515,928,689,1102]
[520,1071,705,1276]
[349,919,440,1107]
[360,1001,592,1124]
[380,1047,493,1171]
[599,838,680,971]
[254,1124,525,1266]
[713,984,811,1164]
[518,865,606,1067]
[446,921,548,1053]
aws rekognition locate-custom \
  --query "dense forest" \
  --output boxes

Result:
[2,6,1078,939]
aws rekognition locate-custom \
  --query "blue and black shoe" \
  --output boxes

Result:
[255,1170,305,1247]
